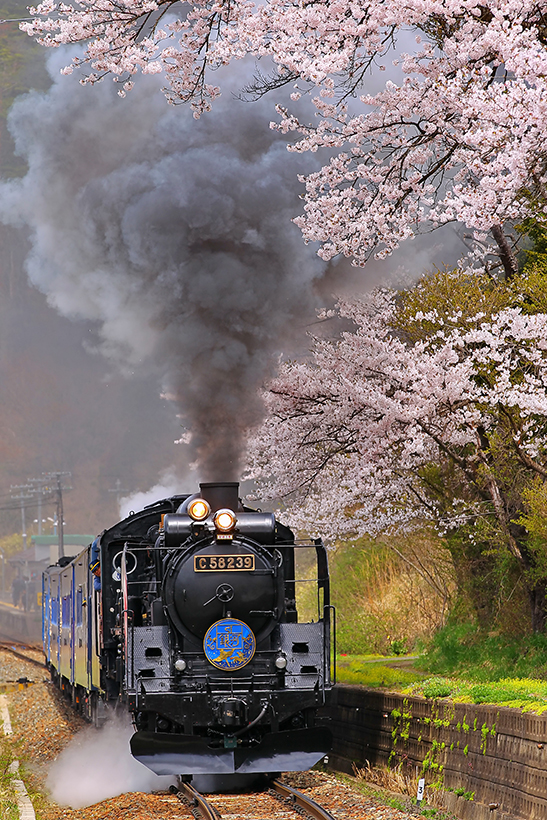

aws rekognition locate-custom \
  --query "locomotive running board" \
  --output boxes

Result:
[130,727,332,775]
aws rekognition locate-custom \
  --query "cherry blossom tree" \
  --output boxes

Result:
[21,0,547,272]
[246,268,547,632]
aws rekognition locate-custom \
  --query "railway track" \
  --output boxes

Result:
[0,641,45,670]
[173,778,338,820]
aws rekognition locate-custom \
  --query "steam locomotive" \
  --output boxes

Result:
[42,482,334,778]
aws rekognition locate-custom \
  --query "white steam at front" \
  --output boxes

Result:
[46,714,175,807]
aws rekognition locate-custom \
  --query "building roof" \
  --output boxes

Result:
[8,535,94,565]
[31,535,94,547]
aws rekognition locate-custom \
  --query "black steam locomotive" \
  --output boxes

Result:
[42,482,334,778]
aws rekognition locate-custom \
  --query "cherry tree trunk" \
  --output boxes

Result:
[528,582,547,634]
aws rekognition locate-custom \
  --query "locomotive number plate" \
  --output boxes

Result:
[194,554,255,572]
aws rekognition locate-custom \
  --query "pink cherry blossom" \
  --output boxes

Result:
[245,289,547,562]
[21,1,547,268]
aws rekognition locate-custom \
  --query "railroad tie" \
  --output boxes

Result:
[0,693,12,735]
[1,694,36,820]
[8,761,36,820]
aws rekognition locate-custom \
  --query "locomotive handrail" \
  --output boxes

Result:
[325,604,336,685]
[134,669,325,690]
[285,577,329,582]
[124,609,135,691]
[121,542,134,691]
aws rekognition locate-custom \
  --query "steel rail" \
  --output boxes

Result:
[172,782,222,820]
[0,642,45,669]
[271,779,337,820]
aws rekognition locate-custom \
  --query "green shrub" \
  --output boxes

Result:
[421,678,454,699]
[470,679,547,704]
[390,639,408,656]
[416,622,477,675]
[336,656,422,688]
[418,623,547,681]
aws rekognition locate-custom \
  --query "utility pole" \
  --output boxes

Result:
[27,477,50,535]
[10,484,33,548]
[108,478,130,512]
[42,472,72,559]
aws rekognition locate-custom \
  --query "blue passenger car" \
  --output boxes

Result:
[42,545,103,721]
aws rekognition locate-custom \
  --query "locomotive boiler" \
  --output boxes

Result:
[42,482,334,778]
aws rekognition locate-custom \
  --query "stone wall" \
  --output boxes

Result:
[324,686,547,820]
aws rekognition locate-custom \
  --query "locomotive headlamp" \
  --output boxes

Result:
[174,658,187,672]
[275,655,287,670]
[188,498,211,521]
[214,508,237,533]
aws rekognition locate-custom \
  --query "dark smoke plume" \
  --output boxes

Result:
[0,53,328,479]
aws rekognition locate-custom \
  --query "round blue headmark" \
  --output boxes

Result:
[203,618,256,670]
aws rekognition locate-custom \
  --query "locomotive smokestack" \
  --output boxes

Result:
[199,482,241,512]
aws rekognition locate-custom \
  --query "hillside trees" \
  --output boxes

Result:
[246,267,547,633]
[20,0,547,272]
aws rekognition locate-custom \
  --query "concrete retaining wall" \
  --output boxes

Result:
[0,601,41,643]
[325,686,547,820]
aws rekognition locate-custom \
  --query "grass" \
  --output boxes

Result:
[335,629,547,712]
[403,675,547,712]
[329,535,454,656]
[327,537,547,709]
[0,741,19,820]
[416,621,547,681]
[335,766,459,819]
[336,654,423,688]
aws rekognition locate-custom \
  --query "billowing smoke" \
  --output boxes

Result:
[46,713,175,807]
[0,53,328,480]
[118,467,188,518]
